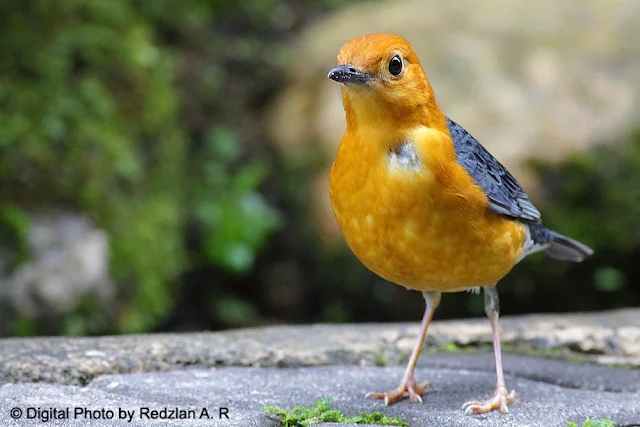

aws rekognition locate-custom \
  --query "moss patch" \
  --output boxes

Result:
[568,419,614,427]
[264,397,408,427]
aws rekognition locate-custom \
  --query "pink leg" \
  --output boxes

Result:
[463,285,516,414]
[366,291,441,406]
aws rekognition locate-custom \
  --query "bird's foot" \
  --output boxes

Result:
[462,387,516,414]
[365,375,433,406]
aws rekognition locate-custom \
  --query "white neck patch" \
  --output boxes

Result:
[388,141,422,172]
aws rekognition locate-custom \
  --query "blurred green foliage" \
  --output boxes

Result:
[1,0,185,334]
[193,127,280,273]
[0,0,286,335]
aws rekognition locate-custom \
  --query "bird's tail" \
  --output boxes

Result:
[544,230,594,262]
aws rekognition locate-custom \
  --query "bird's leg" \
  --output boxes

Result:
[463,285,516,414]
[366,291,441,406]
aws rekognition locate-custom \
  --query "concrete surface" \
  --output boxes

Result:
[1,362,638,426]
[0,309,639,426]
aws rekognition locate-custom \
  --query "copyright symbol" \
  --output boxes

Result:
[10,407,22,419]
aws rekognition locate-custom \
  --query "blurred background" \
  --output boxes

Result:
[0,0,638,337]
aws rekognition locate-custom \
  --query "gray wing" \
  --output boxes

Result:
[446,117,541,223]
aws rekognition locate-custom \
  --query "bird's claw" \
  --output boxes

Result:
[365,378,433,406]
[462,388,516,415]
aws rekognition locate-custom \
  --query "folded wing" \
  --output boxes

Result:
[446,117,541,223]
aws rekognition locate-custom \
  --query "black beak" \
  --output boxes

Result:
[327,64,371,85]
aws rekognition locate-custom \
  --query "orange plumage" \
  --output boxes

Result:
[327,33,592,414]
[330,118,526,292]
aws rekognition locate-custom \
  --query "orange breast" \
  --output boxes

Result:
[329,127,526,292]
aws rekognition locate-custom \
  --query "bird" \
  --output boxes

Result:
[326,33,593,415]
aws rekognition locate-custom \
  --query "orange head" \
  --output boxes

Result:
[327,33,444,130]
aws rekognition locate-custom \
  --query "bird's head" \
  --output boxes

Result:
[328,33,442,129]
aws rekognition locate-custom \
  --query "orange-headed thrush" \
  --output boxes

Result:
[327,33,593,415]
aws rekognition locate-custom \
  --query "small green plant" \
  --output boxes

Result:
[438,341,464,352]
[264,397,408,427]
[567,419,615,427]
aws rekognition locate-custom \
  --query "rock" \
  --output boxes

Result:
[0,309,637,386]
[618,327,640,356]
[267,0,640,241]
[0,210,114,322]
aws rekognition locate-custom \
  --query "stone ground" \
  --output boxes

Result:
[0,309,639,426]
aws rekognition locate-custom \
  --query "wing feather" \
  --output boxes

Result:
[446,117,541,223]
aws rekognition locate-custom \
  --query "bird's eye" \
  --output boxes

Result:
[388,55,403,76]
